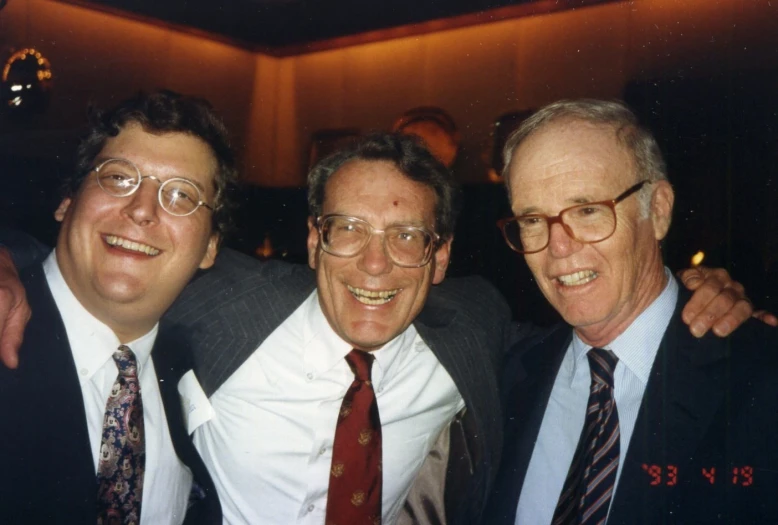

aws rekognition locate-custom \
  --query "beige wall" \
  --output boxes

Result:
[252,0,778,186]
[1,0,777,185]
[0,0,255,159]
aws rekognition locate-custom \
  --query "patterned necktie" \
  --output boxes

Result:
[96,345,146,525]
[552,348,620,525]
[325,349,383,525]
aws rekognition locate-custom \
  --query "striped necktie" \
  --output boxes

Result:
[552,347,620,525]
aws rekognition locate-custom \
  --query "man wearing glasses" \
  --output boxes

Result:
[0,91,224,524]
[486,99,778,524]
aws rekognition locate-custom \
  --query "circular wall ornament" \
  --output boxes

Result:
[1,48,53,115]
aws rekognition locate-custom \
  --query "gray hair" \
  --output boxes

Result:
[502,99,667,217]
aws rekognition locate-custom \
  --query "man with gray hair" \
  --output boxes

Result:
[486,99,778,524]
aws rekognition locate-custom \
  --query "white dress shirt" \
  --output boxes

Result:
[517,269,678,524]
[43,251,193,525]
[193,290,465,525]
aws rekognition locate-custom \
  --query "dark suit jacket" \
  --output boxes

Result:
[486,287,778,524]
[164,248,526,525]
[0,265,221,524]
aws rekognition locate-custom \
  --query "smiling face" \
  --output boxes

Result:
[54,123,219,342]
[506,119,673,346]
[307,159,452,352]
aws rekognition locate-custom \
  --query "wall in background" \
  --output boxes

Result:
[261,0,778,185]
[1,0,777,186]
[0,0,255,161]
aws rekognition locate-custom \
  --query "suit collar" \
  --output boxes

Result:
[42,250,158,376]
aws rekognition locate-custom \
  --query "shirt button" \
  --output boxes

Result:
[307,504,315,513]
[306,372,314,380]
[318,446,326,456]
[79,368,89,376]
[377,386,384,393]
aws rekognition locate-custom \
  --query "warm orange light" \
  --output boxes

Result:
[255,234,275,259]
[691,251,705,267]
[2,48,53,82]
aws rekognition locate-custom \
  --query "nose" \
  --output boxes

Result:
[356,233,392,276]
[546,221,583,258]
[122,178,160,226]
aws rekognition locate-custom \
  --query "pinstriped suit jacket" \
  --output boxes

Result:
[164,248,524,524]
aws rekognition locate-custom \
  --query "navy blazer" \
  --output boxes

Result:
[0,265,221,524]
[486,287,778,524]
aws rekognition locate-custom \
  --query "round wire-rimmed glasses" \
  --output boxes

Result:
[497,180,649,254]
[91,158,214,217]
[316,214,441,268]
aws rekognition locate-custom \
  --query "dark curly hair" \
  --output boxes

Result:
[70,90,238,236]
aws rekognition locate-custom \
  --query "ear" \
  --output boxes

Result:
[307,216,319,270]
[650,180,674,241]
[198,234,220,270]
[431,237,453,285]
[54,198,72,222]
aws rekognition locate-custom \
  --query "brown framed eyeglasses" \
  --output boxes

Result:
[497,180,649,254]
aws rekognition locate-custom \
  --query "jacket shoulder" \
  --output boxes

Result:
[165,249,313,322]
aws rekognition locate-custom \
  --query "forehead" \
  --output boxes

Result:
[322,159,437,224]
[97,123,218,186]
[507,120,635,212]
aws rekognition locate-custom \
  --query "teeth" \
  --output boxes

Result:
[557,270,597,286]
[347,285,399,305]
[105,235,160,256]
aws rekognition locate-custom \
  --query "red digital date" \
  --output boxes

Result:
[641,465,753,486]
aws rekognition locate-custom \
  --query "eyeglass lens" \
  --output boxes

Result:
[507,202,617,252]
[95,159,204,216]
[320,215,434,267]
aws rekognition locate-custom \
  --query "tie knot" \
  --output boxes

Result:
[345,349,374,382]
[587,347,618,388]
[113,345,139,378]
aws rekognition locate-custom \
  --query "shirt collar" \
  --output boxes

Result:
[302,290,416,390]
[570,267,678,386]
[43,250,158,379]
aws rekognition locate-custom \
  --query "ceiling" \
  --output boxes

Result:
[62,0,603,53]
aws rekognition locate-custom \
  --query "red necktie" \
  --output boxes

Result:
[325,349,383,525]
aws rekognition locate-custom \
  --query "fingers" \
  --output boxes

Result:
[680,266,751,338]
[0,284,28,369]
[753,310,778,327]
[678,267,706,291]
[0,249,28,369]
[0,298,29,369]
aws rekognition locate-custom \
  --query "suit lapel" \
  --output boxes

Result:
[150,324,222,523]
[489,325,571,522]
[609,292,730,524]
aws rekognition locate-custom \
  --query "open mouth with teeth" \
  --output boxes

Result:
[557,270,598,287]
[104,235,161,256]
[347,285,400,306]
